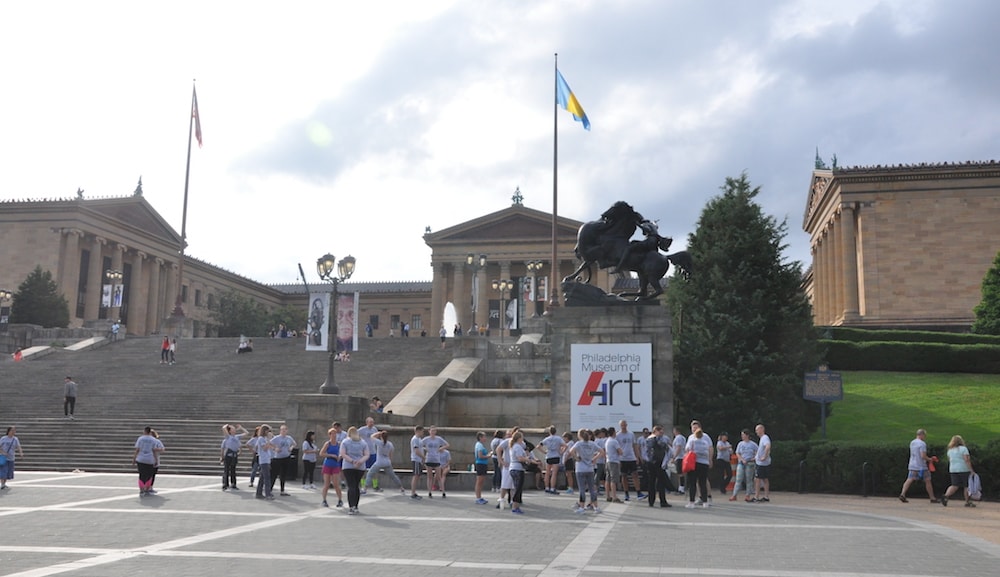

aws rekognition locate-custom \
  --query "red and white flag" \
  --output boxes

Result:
[192,86,203,147]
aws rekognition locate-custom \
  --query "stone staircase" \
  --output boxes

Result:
[0,335,454,476]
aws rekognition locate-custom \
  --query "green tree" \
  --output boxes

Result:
[268,304,306,334]
[667,173,821,440]
[9,266,71,328]
[972,250,1000,335]
[209,289,270,337]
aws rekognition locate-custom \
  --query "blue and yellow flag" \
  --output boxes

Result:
[556,69,590,131]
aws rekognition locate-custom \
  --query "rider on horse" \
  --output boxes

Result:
[613,220,670,275]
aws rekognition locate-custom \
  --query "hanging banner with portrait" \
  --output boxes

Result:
[335,292,359,353]
[306,292,330,352]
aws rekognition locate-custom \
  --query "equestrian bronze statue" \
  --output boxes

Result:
[564,201,692,301]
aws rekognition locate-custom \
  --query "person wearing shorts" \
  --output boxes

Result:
[942,434,975,507]
[421,426,449,498]
[473,431,491,504]
[898,428,936,504]
[409,425,425,500]
[753,424,772,503]
[319,427,343,507]
[604,429,622,503]
[538,426,565,494]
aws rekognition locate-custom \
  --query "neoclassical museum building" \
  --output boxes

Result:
[803,160,1000,330]
[0,188,608,338]
[4,159,999,337]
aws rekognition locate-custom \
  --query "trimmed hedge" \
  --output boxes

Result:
[819,327,1000,346]
[822,340,1000,373]
[769,439,999,500]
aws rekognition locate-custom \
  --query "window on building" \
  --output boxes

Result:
[181,285,188,303]
[369,315,379,330]
[207,293,215,309]
[390,315,400,330]
[195,289,202,307]
[411,314,422,330]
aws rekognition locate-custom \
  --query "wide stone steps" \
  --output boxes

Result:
[0,335,455,475]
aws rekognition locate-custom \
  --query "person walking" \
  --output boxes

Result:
[473,431,491,504]
[684,420,714,508]
[898,428,936,504]
[729,429,758,502]
[160,337,170,364]
[220,423,248,491]
[0,426,25,490]
[942,435,976,507]
[319,427,343,507]
[63,376,78,420]
[340,426,370,515]
[132,426,164,497]
[301,431,318,490]
[364,431,404,493]
[357,417,379,494]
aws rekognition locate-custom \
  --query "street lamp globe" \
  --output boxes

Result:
[316,253,337,280]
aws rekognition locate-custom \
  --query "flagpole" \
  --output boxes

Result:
[549,53,560,312]
[172,82,197,318]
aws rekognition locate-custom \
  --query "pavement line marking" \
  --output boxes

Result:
[584,567,960,577]
[538,506,626,577]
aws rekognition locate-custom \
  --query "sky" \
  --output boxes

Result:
[3,0,999,286]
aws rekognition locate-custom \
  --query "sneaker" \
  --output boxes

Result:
[613,498,623,504]
[637,493,647,499]
[360,489,367,495]
[511,508,524,515]
[348,507,357,515]
[498,498,506,510]
[761,497,769,502]
[248,483,254,487]
[322,500,329,507]
[280,492,290,496]
[564,489,574,494]
[374,487,384,493]
[231,486,239,491]
[678,486,685,493]
[661,502,671,508]
[940,497,948,507]
[585,504,595,511]
[701,501,710,508]
[475,498,488,505]
[965,500,976,508]
[898,495,908,503]
[265,495,275,500]
[147,489,157,495]
[574,505,586,514]
[745,496,754,502]
[441,492,446,498]
[336,500,344,508]
[624,495,630,501]
[729,496,737,502]
[685,502,697,509]
[428,492,433,498]
[222,486,229,491]
[400,488,406,494]
[410,494,422,500]
[592,506,601,514]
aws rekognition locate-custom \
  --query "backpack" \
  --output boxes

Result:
[968,473,982,501]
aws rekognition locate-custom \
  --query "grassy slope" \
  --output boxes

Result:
[814,371,1000,446]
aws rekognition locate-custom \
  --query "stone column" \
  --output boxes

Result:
[163,263,178,325]
[472,263,486,330]
[452,262,465,329]
[129,251,147,335]
[821,230,834,325]
[83,236,106,321]
[58,229,83,319]
[839,203,860,321]
[430,261,444,334]
[831,217,844,323]
[146,258,162,334]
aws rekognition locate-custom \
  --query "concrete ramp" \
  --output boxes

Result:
[385,357,482,419]
[64,337,107,352]
[18,346,54,360]
[516,333,544,344]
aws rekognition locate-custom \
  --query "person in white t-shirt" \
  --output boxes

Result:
[753,423,772,503]
[898,428,937,503]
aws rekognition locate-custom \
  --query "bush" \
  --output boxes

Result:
[822,340,1000,373]
[770,440,999,500]
[819,327,1000,346]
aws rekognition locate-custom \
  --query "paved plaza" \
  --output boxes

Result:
[0,471,998,577]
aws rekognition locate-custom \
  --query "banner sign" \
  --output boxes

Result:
[335,292,358,353]
[570,343,653,430]
[306,292,330,351]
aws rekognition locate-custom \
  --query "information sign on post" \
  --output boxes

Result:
[804,365,843,439]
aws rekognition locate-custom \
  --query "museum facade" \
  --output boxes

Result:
[803,160,1000,330]
[0,191,606,338]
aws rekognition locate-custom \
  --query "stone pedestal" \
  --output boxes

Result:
[547,304,674,433]
[284,394,370,443]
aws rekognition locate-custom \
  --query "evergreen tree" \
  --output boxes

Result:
[667,173,821,440]
[209,289,270,337]
[10,266,71,328]
[971,250,1000,335]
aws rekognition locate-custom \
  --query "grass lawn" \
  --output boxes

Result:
[813,371,1000,446]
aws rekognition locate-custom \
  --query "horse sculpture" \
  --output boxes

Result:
[564,202,692,302]
[564,201,645,284]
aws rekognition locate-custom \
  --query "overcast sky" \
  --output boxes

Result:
[3,0,998,285]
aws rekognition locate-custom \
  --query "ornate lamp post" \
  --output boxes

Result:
[466,253,487,330]
[491,278,512,343]
[317,253,356,394]
[0,289,11,333]
[525,260,544,317]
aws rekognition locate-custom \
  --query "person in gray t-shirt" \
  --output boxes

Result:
[63,377,78,419]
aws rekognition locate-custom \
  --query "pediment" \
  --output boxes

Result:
[82,196,182,246]
[803,169,833,230]
[426,205,581,246]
